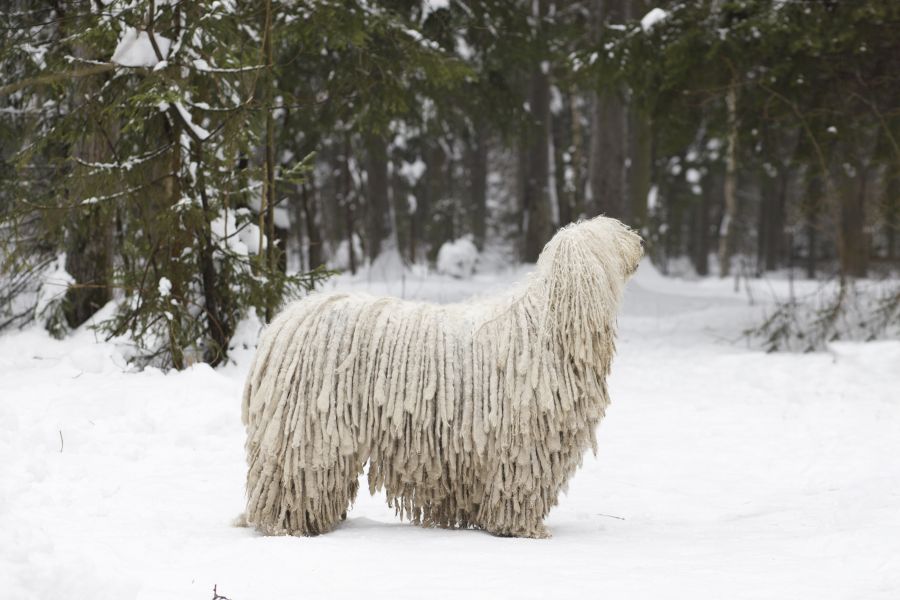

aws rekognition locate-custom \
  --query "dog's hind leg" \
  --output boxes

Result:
[472,456,554,539]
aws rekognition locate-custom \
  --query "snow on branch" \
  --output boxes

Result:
[111,28,172,68]
[192,58,265,73]
[640,8,669,32]
[173,101,211,141]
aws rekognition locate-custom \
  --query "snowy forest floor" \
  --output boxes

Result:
[2,261,899,600]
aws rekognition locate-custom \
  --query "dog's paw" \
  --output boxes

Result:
[232,512,249,528]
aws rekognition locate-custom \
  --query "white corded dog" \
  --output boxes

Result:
[242,216,642,537]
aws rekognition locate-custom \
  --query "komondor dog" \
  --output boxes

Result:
[242,216,642,538]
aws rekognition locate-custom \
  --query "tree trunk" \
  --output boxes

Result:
[717,80,739,277]
[163,109,185,370]
[756,175,768,276]
[261,0,276,321]
[315,144,340,257]
[288,183,305,272]
[589,92,629,220]
[522,63,554,262]
[64,115,111,328]
[301,182,323,269]
[467,124,488,249]
[63,19,111,329]
[764,171,788,272]
[756,169,782,275]
[695,185,711,276]
[838,164,868,278]
[569,88,586,220]
[805,176,822,279]
[885,173,899,262]
[423,142,447,259]
[64,208,111,328]
[630,110,652,229]
[588,0,630,221]
[197,161,231,367]
[341,137,357,274]
[364,133,390,261]
[550,91,570,227]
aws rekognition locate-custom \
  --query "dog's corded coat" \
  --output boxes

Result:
[242,216,642,537]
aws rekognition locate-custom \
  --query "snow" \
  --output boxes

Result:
[328,234,364,271]
[22,43,49,69]
[685,167,701,184]
[157,277,172,297]
[455,35,474,60]
[647,185,659,212]
[273,205,291,230]
[422,0,449,21]
[549,85,564,115]
[402,27,441,51]
[2,262,900,599]
[210,208,262,256]
[436,236,479,278]
[33,254,74,316]
[110,28,172,68]
[399,158,426,185]
[173,102,211,141]
[640,8,669,32]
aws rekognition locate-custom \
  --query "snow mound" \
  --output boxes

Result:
[436,236,479,278]
[364,247,407,281]
[328,234,364,272]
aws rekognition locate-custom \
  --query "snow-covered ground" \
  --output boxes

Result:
[2,262,899,600]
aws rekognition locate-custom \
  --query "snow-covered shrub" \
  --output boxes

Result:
[748,281,900,352]
[436,236,479,278]
[0,253,73,338]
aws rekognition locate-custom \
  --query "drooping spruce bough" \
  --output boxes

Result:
[242,216,642,538]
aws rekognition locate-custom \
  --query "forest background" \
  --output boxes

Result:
[2,0,897,367]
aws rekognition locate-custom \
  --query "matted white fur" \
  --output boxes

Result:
[242,216,643,538]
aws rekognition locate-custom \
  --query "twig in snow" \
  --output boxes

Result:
[58,430,63,453]
[596,513,625,520]
[212,584,231,600]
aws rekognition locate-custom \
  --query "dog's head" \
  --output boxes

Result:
[546,215,643,282]
[533,215,642,369]
[597,216,643,279]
